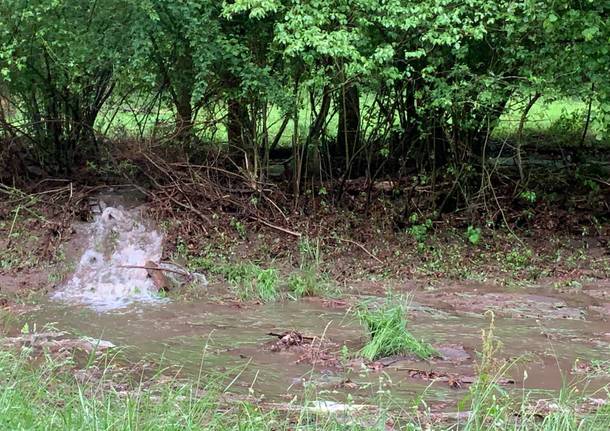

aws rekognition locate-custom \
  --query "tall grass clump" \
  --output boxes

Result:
[357,295,436,361]
[288,267,337,299]
[288,236,337,299]
[222,262,279,302]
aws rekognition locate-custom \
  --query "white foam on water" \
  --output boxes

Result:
[52,206,166,311]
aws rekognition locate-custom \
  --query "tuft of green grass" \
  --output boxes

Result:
[357,295,436,361]
[288,267,320,298]
[222,262,279,302]
[288,267,336,299]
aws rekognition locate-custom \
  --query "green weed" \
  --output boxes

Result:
[289,236,336,299]
[230,218,247,239]
[466,226,482,245]
[288,267,335,299]
[504,248,533,271]
[407,214,433,244]
[519,190,537,204]
[357,295,436,361]
[222,262,279,302]
[298,236,322,268]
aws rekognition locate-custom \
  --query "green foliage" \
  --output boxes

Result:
[407,214,433,246]
[288,267,334,299]
[505,248,533,271]
[2,0,609,200]
[357,295,436,361]
[230,218,247,239]
[0,0,137,171]
[298,237,322,268]
[519,191,537,204]
[288,236,335,298]
[466,226,482,245]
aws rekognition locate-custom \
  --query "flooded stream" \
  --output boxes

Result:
[14,288,609,409]
[5,190,608,411]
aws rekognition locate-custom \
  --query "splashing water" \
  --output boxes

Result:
[52,205,165,311]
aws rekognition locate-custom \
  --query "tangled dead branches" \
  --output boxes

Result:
[138,153,301,238]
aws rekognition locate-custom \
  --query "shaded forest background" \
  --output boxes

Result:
[0,0,609,225]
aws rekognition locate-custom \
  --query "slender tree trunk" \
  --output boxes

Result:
[0,88,9,132]
[580,84,594,148]
[175,97,193,142]
[173,51,195,142]
[516,92,541,181]
[336,83,360,171]
[227,97,249,150]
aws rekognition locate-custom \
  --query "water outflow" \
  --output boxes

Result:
[52,205,165,311]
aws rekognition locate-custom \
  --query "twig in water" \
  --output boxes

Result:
[118,264,191,278]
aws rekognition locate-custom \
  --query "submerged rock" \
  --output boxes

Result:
[435,344,471,363]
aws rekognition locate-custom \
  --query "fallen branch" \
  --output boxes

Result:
[267,332,315,341]
[336,237,383,264]
[118,265,191,278]
[250,216,301,237]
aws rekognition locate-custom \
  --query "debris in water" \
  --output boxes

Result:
[267,331,311,351]
[394,367,515,389]
[2,331,114,356]
[144,260,169,291]
[435,344,471,363]
[266,331,340,368]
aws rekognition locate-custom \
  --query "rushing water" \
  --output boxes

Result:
[52,204,165,311]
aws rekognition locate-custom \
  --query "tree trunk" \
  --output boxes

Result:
[227,97,250,150]
[173,52,195,142]
[336,84,360,169]
[175,97,193,142]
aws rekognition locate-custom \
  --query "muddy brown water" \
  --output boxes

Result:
[8,282,610,410]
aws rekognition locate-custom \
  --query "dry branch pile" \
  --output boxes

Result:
[138,153,301,238]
